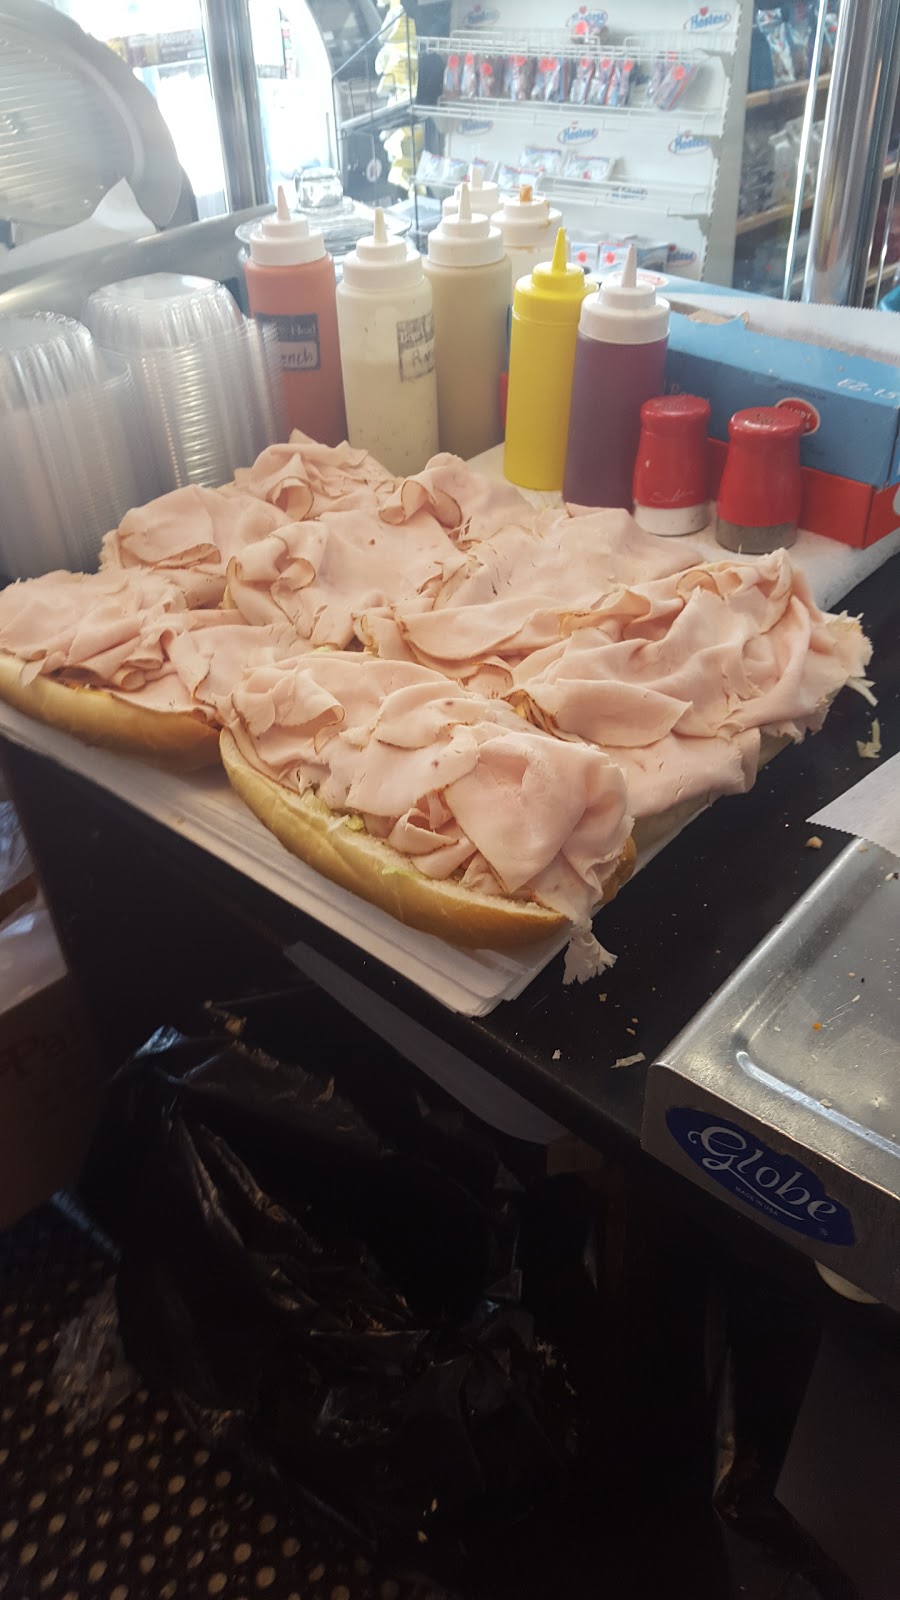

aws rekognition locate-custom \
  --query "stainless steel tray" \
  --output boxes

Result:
[643,841,900,1308]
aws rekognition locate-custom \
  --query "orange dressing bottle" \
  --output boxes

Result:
[244,185,346,446]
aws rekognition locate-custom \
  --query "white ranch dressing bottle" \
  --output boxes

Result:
[336,208,439,475]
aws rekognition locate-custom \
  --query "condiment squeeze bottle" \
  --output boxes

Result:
[244,185,346,447]
[336,207,438,476]
[442,164,502,217]
[563,244,669,508]
[496,184,564,290]
[504,229,593,492]
[424,181,511,459]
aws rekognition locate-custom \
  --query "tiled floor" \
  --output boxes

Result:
[0,1204,452,1600]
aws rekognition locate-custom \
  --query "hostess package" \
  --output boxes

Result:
[661,286,900,548]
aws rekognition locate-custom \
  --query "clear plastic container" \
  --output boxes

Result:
[83,272,284,494]
[83,273,243,350]
[0,316,146,579]
[0,313,102,410]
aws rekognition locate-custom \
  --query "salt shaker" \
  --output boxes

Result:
[632,394,711,535]
[716,407,805,554]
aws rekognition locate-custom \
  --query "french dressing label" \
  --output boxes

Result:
[256,311,320,373]
[397,312,435,383]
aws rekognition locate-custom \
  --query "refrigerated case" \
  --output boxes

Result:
[734,0,900,304]
[363,1,755,285]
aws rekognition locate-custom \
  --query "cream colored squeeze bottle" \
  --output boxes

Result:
[423,183,511,460]
[335,208,439,476]
[442,164,502,217]
[497,185,564,293]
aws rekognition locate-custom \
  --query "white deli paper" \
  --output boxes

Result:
[809,752,900,861]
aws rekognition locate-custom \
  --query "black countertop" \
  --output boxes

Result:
[3,554,898,1149]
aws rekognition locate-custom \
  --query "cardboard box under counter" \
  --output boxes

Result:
[656,284,900,549]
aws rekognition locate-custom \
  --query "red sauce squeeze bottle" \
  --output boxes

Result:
[563,245,669,509]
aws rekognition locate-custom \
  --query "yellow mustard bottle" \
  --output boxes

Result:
[503,228,592,492]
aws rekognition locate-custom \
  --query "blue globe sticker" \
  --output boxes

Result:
[666,1108,855,1245]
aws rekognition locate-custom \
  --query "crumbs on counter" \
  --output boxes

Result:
[805,835,823,849]
[552,1048,561,1061]
[613,1052,646,1068]
[856,717,882,760]
[813,1021,822,1031]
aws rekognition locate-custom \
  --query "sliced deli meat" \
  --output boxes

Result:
[101,485,291,607]
[224,653,632,928]
[507,554,871,816]
[225,508,467,648]
[0,568,300,720]
[233,430,396,519]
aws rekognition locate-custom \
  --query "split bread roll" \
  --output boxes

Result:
[0,652,219,771]
[220,728,636,949]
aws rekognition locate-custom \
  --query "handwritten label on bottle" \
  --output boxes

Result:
[257,311,321,373]
[397,312,435,382]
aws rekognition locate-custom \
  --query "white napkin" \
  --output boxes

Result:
[810,751,900,861]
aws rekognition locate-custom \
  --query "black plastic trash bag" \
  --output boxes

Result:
[81,999,574,1551]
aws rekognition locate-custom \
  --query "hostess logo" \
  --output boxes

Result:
[458,118,494,134]
[567,6,609,25]
[669,132,710,155]
[668,245,698,264]
[558,123,598,145]
[462,4,500,24]
[685,7,732,28]
[666,1109,855,1244]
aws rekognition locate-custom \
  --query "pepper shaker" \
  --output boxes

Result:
[716,407,805,554]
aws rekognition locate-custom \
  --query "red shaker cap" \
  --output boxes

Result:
[718,406,804,527]
[639,393,711,435]
[728,406,806,445]
[633,392,710,514]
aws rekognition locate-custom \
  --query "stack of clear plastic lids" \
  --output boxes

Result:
[82,273,283,495]
[0,312,148,579]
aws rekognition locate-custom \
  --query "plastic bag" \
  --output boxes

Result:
[504,54,533,100]
[758,9,797,85]
[52,1281,137,1430]
[569,57,594,105]
[82,999,576,1549]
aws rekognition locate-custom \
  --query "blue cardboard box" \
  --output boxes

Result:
[653,282,900,545]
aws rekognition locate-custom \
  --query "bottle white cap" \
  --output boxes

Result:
[442,165,502,217]
[341,206,425,291]
[248,185,326,266]
[497,185,563,247]
[427,182,504,268]
[578,244,669,345]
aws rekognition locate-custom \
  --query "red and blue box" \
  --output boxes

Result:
[658,283,900,548]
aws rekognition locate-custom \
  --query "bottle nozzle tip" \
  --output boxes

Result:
[551,227,568,274]
[458,181,472,222]
[276,185,290,222]
[373,206,387,244]
[519,182,533,204]
[623,242,637,287]
[469,165,483,189]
